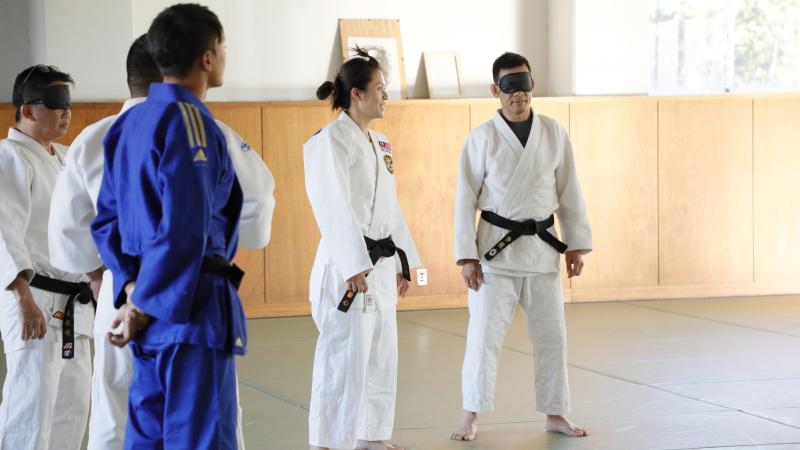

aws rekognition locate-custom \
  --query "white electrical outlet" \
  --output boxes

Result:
[416,268,428,286]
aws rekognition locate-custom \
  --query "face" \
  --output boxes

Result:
[491,65,534,117]
[22,81,71,141]
[352,70,388,120]
[206,33,227,88]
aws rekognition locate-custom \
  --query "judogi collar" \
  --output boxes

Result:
[120,97,146,114]
[148,83,212,118]
[337,111,372,142]
[6,127,59,156]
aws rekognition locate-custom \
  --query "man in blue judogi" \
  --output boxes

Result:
[91,4,245,449]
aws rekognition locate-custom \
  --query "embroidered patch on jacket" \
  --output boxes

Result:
[235,337,244,348]
[378,140,392,153]
[52,311,64,320]
[383,154,394,174]
[176,102,208,149]
[240,141,253,152]
[193,148,208,163]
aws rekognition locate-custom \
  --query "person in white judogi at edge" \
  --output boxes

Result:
[304,47,420,450]
[0,65,94,450]
[450,52,593,441]
[47,35,275,450]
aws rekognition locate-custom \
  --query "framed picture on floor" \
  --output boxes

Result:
[423,51,464,99]
[339,18,408,100]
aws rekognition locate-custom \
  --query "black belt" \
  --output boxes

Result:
[29,274,96,359]
[338,236,410,313]
[201,257,245,290]
[480,211,568,260]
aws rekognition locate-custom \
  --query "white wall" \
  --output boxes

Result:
[574,0,649,95]
[548,0,650,96]
[548,0,575,96]
[0,0,33,101]
[1,0,550,102]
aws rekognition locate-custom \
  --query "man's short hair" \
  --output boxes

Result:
[492,52,531,83]
[12,65,74,122]
[147,3,223,78]
[127,34,162,93]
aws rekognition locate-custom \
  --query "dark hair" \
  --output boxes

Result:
[12,65,73,122]
[127,34,162,95]
[317,46,381,110]
[147,3,223,78]
[492,52,531,83]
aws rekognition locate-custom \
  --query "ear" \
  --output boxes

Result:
[200,50,214,72]
[351,87,362,102]
[490,83,500,98]
[20,104,36,121]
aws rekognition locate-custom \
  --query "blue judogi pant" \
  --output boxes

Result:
[124,342,238,450]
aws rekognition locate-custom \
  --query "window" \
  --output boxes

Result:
[651,0,800,93]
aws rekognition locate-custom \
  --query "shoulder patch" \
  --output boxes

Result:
[176,102,208,149]
[240,140,252,152]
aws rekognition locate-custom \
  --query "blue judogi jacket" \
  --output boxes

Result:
[91,83,247,355]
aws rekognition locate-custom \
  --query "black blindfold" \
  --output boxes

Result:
[497,72,533,94]
[27,84,71,110]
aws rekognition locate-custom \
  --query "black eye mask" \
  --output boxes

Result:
[497,72,533,94]
[28,84,71,110]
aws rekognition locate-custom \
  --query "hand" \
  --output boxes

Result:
[107,301,150,347]
[565,250,585,278]
[346,272,369,294]
[460,259,483,291]
[124,281,136,299]
[397,273,410,297]
[19,295,47,341]
[9,275,47,341]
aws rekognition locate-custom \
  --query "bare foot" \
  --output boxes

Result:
[355,440,403,450]
[450,410,478,441]
[546,415,587,437]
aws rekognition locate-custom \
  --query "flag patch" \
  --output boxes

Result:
[378,140,392,153]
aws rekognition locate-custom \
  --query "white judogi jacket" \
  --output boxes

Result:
[0,128,92,352]
[48,98,276,332]
[304,112,420,310]
[455,111,592,275]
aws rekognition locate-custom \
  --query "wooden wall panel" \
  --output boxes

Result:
[208,104,267,315]
[2,94,798,317]
[753,98,800,282]
[468,98,570,130]
[569,99,659,290]
[260,104,336,317]
[1,103,123,145]
[0,106,14,131]
[371,104,471,306]
[658,98,754,285]
[63,103,122,144]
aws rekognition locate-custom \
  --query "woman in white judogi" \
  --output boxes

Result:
[0,66,93,450]
[304,48,420,450]
[451,53,592,441]
[46,34,275,450]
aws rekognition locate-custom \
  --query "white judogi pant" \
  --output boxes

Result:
[0,335,91,450]
[308,298,398,449]
[462,272,570,415]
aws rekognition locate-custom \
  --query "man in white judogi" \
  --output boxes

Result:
[305,50,420,450]
[0,66,94,450]
[47,35,275,450]
[450,52,592,441]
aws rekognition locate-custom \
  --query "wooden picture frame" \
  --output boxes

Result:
[423,51,464,99]
[339,19,408,100]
